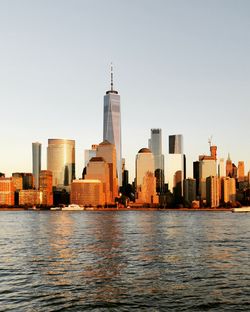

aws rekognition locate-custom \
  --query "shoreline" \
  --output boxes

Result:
[0,207,233,212]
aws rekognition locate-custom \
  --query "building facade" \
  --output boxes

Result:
[47,139,75,190]
[71,179,104,206]
[32,142,41,190]
[0,178,14,206]
[39,170,53,206]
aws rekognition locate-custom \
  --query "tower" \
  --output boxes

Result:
[103,64,122,186]
[47,139,75,190]
[148,129,164,193]
[32,142,41,190]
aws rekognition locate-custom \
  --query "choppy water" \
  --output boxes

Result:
[0,210,249,311]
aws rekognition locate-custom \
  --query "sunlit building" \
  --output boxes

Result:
[221,177,236,203]
[32,142,41,190]
[12,173,34,190]
[103,65,122,186]
[237,161,244,182]
[84,157,111,204]
[135,148,158,204]
[206,176,220,208]
[39,170,53,206]
[148,128,164,193]
[226,154,233,177]
[47,139,75,190]
[218,158,225,177]
[71,179,104,206]
[184,178,196,204]
[19,190,42,206]
[0,177,14,206]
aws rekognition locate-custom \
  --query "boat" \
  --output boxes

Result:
[232,207,250,213]
[61,204,84,211]
[50,207,62,211]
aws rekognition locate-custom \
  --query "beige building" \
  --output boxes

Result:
[19,190,42,206]
[47,139,75,190]
[96,140,118,201]
[85,157,111,204]
[0,178,14,206]
[206,176,220,208]
[221,177,236,203]
[71,179,104,206]
[135,148,158,204]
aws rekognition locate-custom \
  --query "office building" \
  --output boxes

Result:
[237,161,244,182]
[184,178,196,204]
[167,135,185,199]
[39,170,53,206]
[0,178,14,206]
[71,179,104,206]
[96,140,118,201]
[12,173,34,189]
[148,128,164,193]
[19,190,42,206]
[103,65,122,186]
[32,142,41,190]
[221,177,236,203]
[84,157,111,204]
[47,139,75,190]
[84,144,97,167]
[135,148,158,204]
[218,158,225,177]
[206,176,220,208]
[226,154,233,177]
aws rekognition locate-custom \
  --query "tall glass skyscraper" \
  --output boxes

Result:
[103,65,122,186]
[47,139,75,190]
[32,142,41,190]
[148,129,164,193]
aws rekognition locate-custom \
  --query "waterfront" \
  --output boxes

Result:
[0,211,249,311]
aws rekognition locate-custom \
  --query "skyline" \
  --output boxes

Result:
[0,0,249,179]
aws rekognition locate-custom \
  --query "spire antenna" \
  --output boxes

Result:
[111,62,113,91]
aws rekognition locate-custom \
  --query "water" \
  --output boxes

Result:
[0,211,249,311]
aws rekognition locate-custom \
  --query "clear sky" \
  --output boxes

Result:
[0,0,249,181]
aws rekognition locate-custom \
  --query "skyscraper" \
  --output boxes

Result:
[148,129,164,193]
[167,135,185,199]
[32,142,41,190]
[103,65,122,186]
[47,139,75,190]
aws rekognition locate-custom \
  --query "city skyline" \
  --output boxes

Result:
[0,0,249,179]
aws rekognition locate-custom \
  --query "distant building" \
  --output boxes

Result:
[167,135,185,199]
[39,170,53,206]
[71,179,104,206]
[226,154,233,177]
[96,140,118,201]
[206,176,220,208]
[12,173,34,189]
[32,142,41,190]
[221,177,236,203]
[237,161,244,182]
[103,65,122,186]
[218,158,225,178]
[47,139,75,190]
[19,190,42,206]
[135,148,158,204]
[184,178,196,204]
[148,128,164,193]
[84,157,111,204]
[84,144,97,167]
[12,176,23,191]
[193,161,200,197]
[0,178,14,206]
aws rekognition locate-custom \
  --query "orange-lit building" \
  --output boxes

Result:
[12,172,34,189]
[237,161,244,182]
[226,155,233,177]
[39,170,53,206]
[0,178,14,206]
[71,179,104,206]
[85,157,111,204]
[206,176,220,208]
[19,190,42,206]
[221,177,236,203]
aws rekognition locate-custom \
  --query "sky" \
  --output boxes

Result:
[0,0,249,181]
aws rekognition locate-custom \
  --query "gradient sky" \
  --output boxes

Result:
[0,0,249,181]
